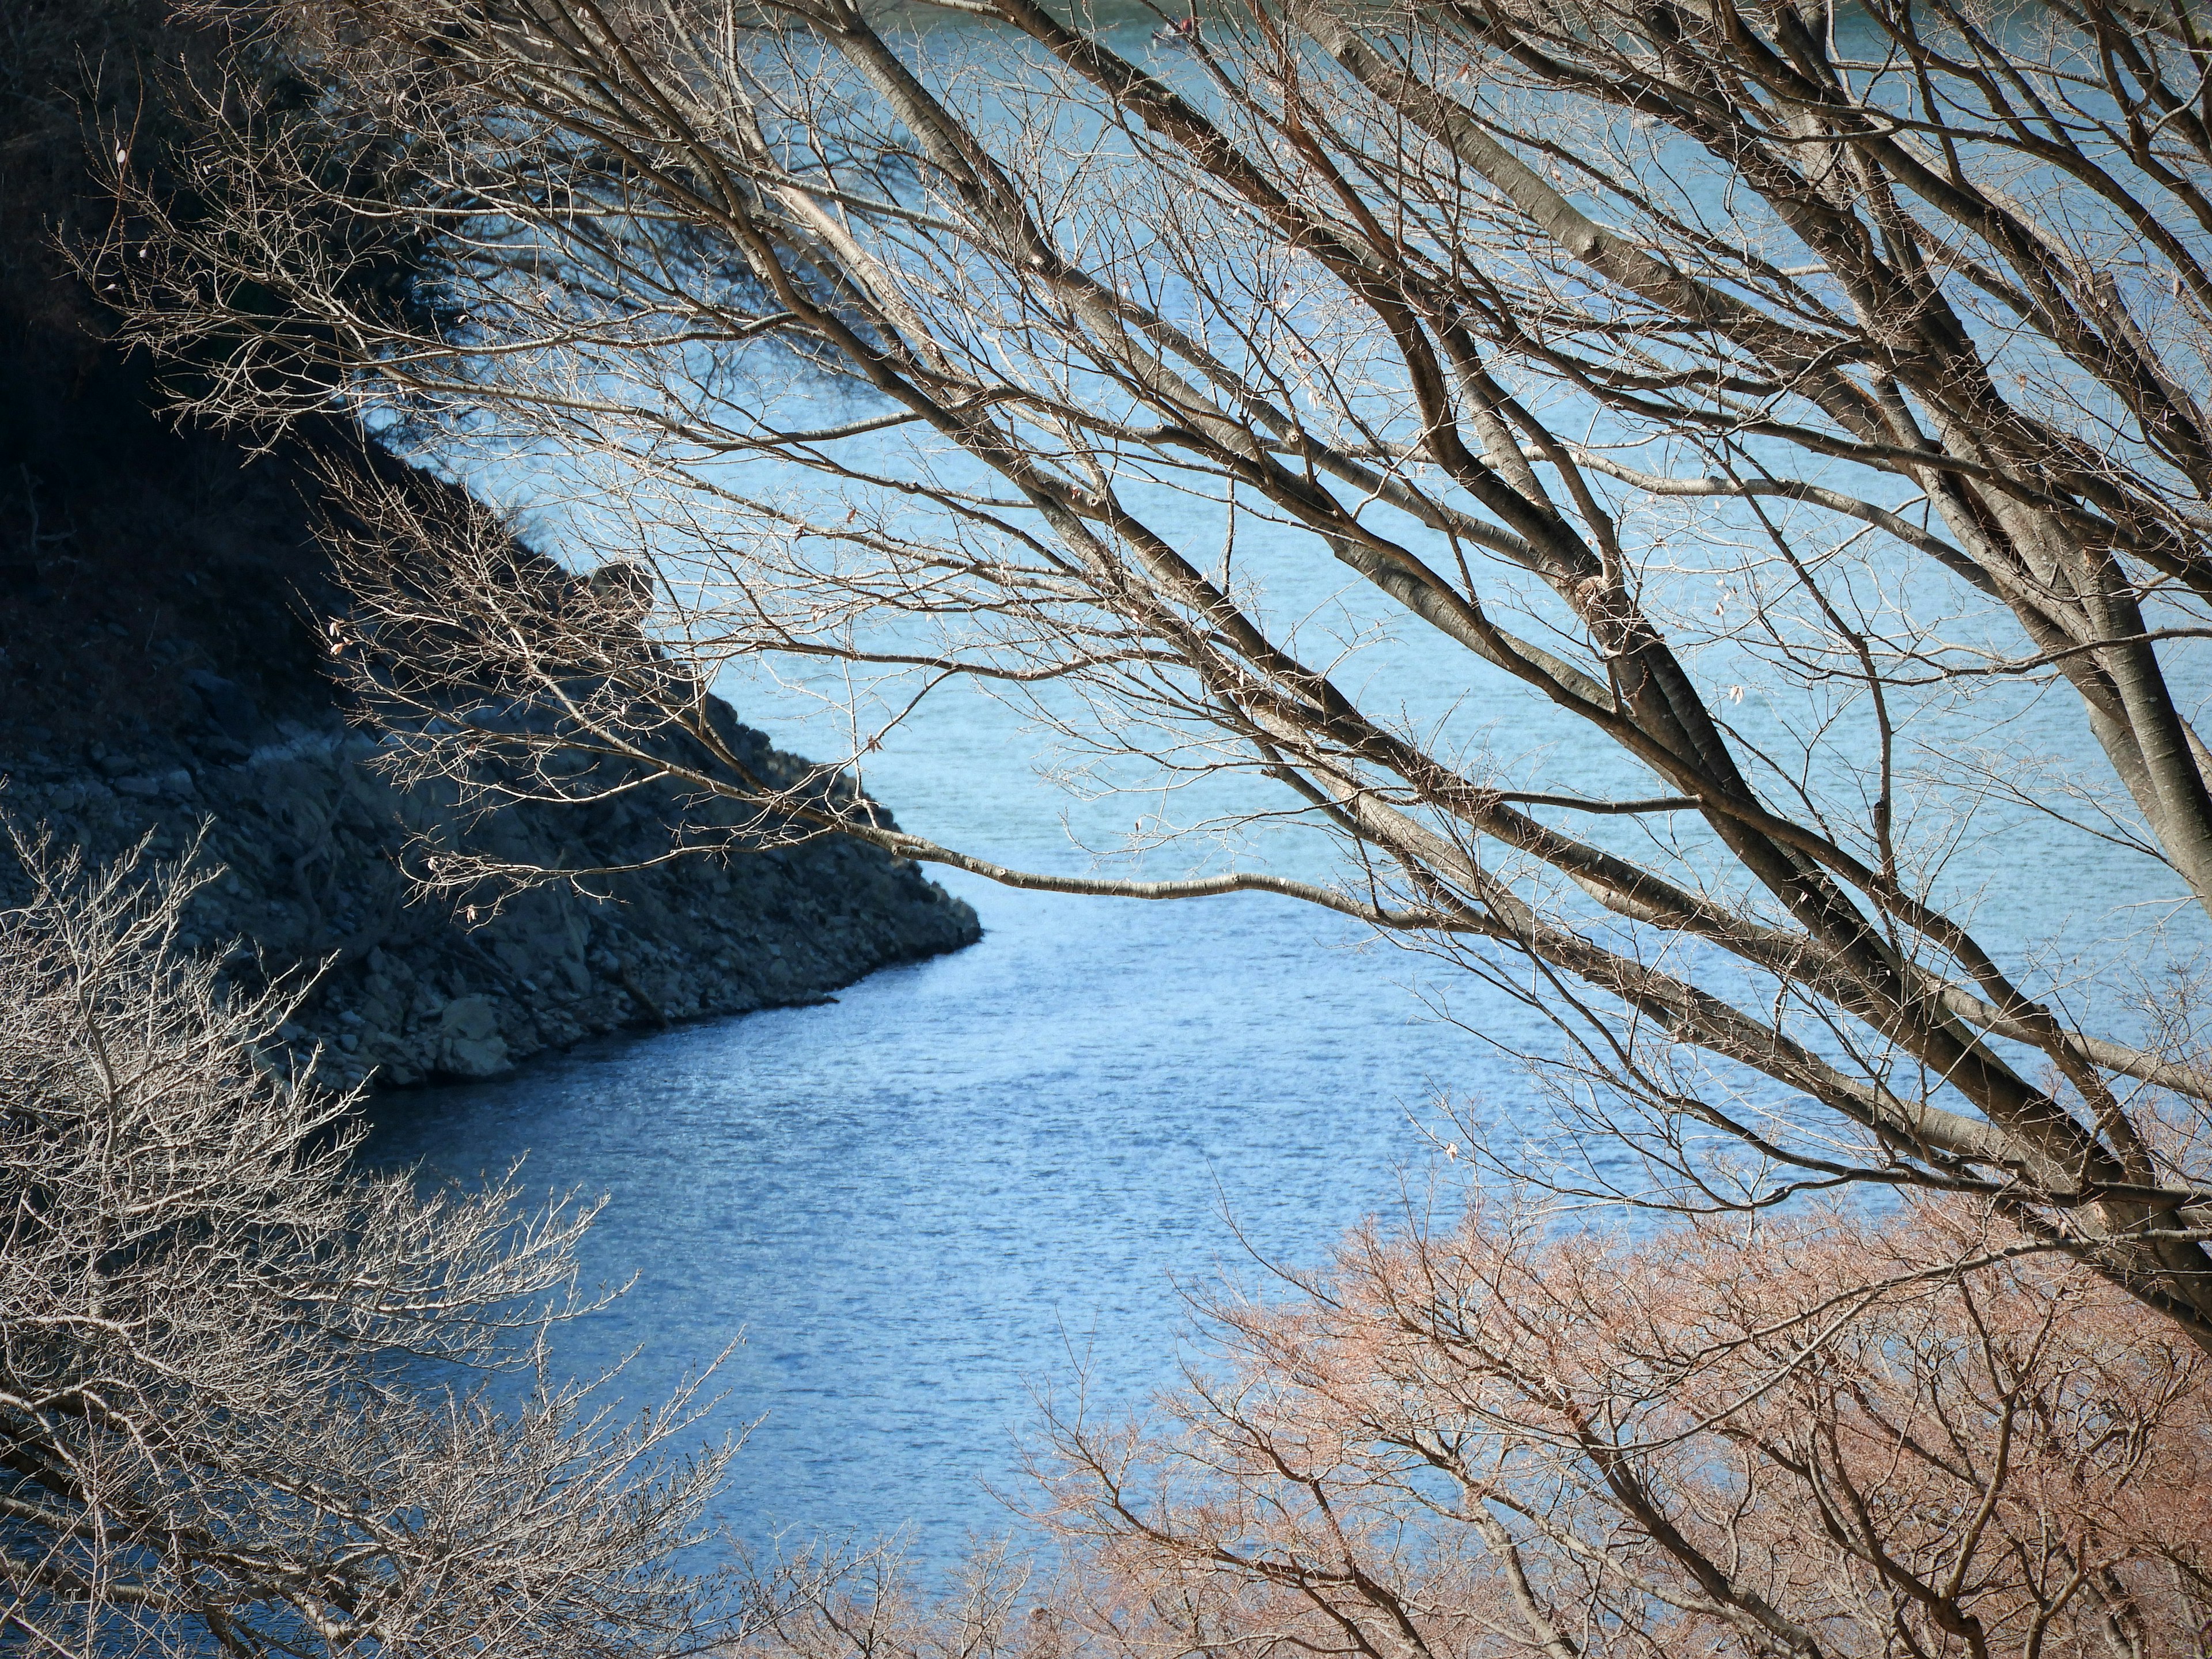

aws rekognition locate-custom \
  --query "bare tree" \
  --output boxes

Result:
[720,1193,2212,1659]
[1018,1192,2212,1659]
[101,0,2212,1340]
[0,824,743,1657]
[734,1538,1043,1659]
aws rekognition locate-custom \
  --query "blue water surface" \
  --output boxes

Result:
[365,866,1525,1565]
[363,2,2209,1554]
[359,568,2209,1576]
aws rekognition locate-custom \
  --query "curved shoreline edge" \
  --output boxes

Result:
[1,710,982,1090]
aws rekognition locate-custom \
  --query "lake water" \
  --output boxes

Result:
[361,665,2194,1573]
[360,647,1579,1563]
[377,445,2207,1577]
[365,5,2211,1567]
[366,869,1517,1567]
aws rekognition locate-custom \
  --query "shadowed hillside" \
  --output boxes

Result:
[0,1,980,1089]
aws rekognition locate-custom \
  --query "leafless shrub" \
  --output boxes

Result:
[0,823,744,1657]
[717,1193,2212,1658]
[734,1537,1047,1659]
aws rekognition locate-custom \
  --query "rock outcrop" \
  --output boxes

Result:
[1,700,979,1090]
[0,1,981,1090]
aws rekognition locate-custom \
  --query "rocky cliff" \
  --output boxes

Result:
[0,707,979,1092]
[0,0,980,1089]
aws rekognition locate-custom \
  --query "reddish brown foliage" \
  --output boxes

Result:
[746,1200,2212,1659]
[1017,1199,2212,1658]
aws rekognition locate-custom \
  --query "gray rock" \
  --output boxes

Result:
[109,768,194,798]
[0,696,980,1090]
[437,996,509,1079]
[184,671,266,744]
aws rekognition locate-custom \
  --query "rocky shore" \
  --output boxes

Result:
[1,694,980,1091]
[0,0,982,1092]
[0,331,987,1093]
